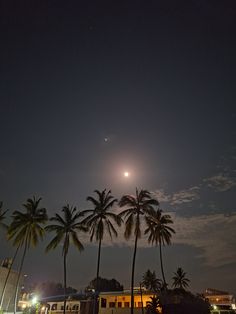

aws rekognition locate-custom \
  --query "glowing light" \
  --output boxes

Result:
[124,172,129,177]
[31,296,38,305]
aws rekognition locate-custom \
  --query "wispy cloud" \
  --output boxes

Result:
[203,174,236,192]
[152,186,201,206]
[172,212,236,267]
[152,189,171,203]
[170,187,200,205]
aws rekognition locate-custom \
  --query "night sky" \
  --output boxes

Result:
[0,0,236,295]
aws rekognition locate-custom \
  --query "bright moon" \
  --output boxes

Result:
[124,172,129,177]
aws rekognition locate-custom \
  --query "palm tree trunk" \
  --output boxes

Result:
[93,237,102,314]
[63,252,67,314]
[96,237,102,291]
[130,232,138,314]
[13,237,28,314]
[0,245,20,310]
[159,241,166,287]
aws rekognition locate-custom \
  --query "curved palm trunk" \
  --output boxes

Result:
[0,245,20,310]
[63,252,67,314]
[93,237,102,314]
[14,238,28,314]
[130,232,138,314]
[159,241,166,288]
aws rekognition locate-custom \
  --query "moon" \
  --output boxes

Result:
[124,171,130,177]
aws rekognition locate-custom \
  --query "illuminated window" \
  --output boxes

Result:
[124,302,130,307]
[118,302,122,308]
[138,302,143,308]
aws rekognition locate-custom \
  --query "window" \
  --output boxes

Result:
[109,302,115,308]
[138,302,143,308]
[51,304,57,310]
[118,302,122,308]
[124,302,130,308]
[101,298,107,308]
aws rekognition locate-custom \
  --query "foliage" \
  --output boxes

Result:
[46,205,86,314]
[144,208,175,285]
[86,277,123,292]
[146,296,161,314]
[0,201,8,229]
[8,197,48,314]
[142,269,162,292]
[172,267,190,289]
[119,188,159,314]
[159,289,210,314]
[45,205,86,255]
[81,189,121,293]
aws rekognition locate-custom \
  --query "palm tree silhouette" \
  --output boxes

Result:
[119,188,159,314]
[146,296,161,314]
[0,201,10,310]
[172,267,190,289]
[46,205,87,314]
[0,201,8,229]
[82,189,121,293]
[8,197,47,314]
[142,269,162,292]
[145,209,175,287]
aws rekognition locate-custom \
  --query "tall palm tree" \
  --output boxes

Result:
[0,201,10,310]
[142,269,162,292]
[81,189,122,293]
[7,197,47,314]
[119,188,159,314]
[45,205,87,314]
[145,209,175,287]
[172,267,190,290]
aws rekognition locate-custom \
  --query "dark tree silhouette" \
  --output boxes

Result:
[119,188,159,314]
[145,209,175,287]
[172,267,190,290]
[46,205,86,314]
[8,197,47,314]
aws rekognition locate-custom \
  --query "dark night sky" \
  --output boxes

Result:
[0,0,236,295]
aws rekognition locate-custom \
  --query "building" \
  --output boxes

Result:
[98,289,157,314]
[204,288,236,312]
[0,258,23,312]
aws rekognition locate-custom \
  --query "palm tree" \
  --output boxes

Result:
[45,205,87,314]
[119,188,159,314]
[7,197,47,314]
[145,209,175,287]
[142,269,162,292]
[172,267,190,290]
[146,296,161,314]
[0,201,9,310]
[81,189,122,293]
[0,201,8,229]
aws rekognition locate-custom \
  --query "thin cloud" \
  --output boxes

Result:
[92,212,236,268]
[203,174,236,192]
[170,187,200,205]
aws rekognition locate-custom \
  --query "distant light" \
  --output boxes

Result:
[213,305,217,310]
[31,296,38,305]
[41,306,45,311]
[124,172,129,177]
